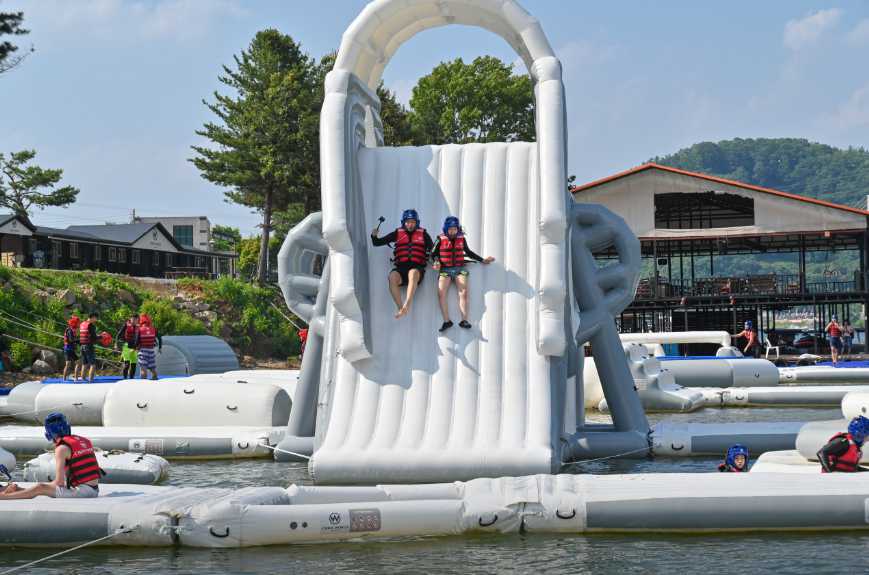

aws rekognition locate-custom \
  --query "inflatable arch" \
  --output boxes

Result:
[278,0,649,484]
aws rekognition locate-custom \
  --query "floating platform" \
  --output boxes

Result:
[750,450,820,474]
[695,385,869,408]
[4,473,869,548]
[23,450,170,485]
[651,421,805,456]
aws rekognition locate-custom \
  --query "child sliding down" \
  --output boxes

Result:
[432,216,494,332]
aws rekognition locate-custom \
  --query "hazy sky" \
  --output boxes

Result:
[2,1,868,235]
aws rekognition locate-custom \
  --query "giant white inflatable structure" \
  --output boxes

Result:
[278,0,649,484]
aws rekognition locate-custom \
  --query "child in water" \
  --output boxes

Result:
[718,444,750,472]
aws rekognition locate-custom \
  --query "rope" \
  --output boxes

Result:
[0,309,122,355]
[0,333,123,369]
[560,446,653,467]
[269,301,305,331]
[257,442,311,461]
[0,525,139,574]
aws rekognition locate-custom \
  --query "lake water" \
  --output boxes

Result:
[2,407,859,574]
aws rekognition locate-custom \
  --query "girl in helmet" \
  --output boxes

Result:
[0,412,101,499]
[432,216,495,332]
[718,444,750,472]
[371,209,434,318]
[732,320,759,358]
[817,416,869,472]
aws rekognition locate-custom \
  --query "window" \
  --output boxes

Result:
[94,245,101,261]
[654,191,755,230]
[131,249,140,264]
[52,240,61,257]
[108,247,117,262]
[153,251,160,266]
[173,225,194,248]
[195,256,205,269]
[118,248,126,263]
[29,238,38,253]
[69,242,79,259]
[165,252,173,267]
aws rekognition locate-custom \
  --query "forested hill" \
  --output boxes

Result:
[651,138,869,209]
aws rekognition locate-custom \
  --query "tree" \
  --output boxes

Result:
[191,30,320,283]
[211,224,241,252]
[408,56,534,144]
[0,150,79,218]
[379,84,414,146]
[0,10,31,74]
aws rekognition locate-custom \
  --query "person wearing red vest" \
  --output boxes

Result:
[298,328,308,360]
[818,416,869,472]
[134,313,162,380]
[115,314,139,379]
[62,315,82,382]
[432,216,494,332]
[732,320,759,358]
[826,314,843,366]
[371,209,434,318]
[78,312,99,382]
[0,412,101,499]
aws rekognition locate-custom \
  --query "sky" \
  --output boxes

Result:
[2,0,869,235]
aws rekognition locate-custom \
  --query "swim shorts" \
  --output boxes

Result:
[55,484,99,498]
[439,266,468,279]
[63,346,78,362]
[137,347,157,371]
[391,262,425,287]
[829,336,842,351]
[80,345,96,366]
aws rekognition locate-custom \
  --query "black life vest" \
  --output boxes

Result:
[59,435,101,487]
[438,234,465,268]
[823,432,862,472]
[138,325,157,349]
[124,321,136,344]
[79,320,93,345]
[393,228,427,265]
[63,327,76,347]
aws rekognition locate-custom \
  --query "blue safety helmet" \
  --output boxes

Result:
[725,444,749,468]
[442,216,461,236]
[744,320,753,329]
[44,412,71,441]
[401,209,419,226]
[848,416,869,445]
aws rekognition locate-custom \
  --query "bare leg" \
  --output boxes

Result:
[74,362,82,382]
[63,361,71,381]
[832,345,839,365]
[438,275,452,321]
[456,274,470,321]
[0,482,56,500]
[388,271,403,310]
[87,364,95,383]
[397,269,421,318]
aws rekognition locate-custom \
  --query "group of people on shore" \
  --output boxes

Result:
[62,312,162,382]
[371,209,494,331]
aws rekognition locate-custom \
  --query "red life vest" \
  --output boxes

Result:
[823,432,863,472]
[79,320,93,345]
[438,234,465,268]
[59,435,101,487]
[63,327,76,347]
[138,325,157,349]
[124,321,136,344]
[718,463,747,473]
[828,323,843,337]
[393,228,427,265]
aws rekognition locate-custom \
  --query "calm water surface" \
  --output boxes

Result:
[2,407,862,574]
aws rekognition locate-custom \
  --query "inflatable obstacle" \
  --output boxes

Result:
[23,450,169,485]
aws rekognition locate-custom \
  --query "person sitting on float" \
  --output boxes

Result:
[431,216,494,332]
[0,412,102,499]
[817,415,869,473]
[718,444,750,472]
[371,209,434,319]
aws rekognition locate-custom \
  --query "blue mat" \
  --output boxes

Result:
[40,375,189,384]
[658,356,753,361]
[0,388,10,396]
[815,360,869,369]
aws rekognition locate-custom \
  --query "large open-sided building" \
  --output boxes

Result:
[572,163,869,351]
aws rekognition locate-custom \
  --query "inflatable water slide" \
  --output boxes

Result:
[278,0,650,484]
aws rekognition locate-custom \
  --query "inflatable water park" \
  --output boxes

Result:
[4,0,869,564]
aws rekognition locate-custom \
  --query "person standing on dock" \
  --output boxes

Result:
[825,315,843,366]
[842,319,855,358]
[731,320,759,358]
[817,416,869,472]
[115,314,139,379]
[62,315,82,382]
[134,314,161,380]
[78,312,99,383]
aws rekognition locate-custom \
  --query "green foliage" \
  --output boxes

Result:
[0,150,79,217]
[138,299,206,336]
[212,224,241,252]
[378,84,414,146]
[8,340,30,370]
[653,138,869,209]
[0,10,29,74]
[408,56,535,144]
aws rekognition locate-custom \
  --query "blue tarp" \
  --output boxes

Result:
[39,375,188,384]
[658,356,752,361]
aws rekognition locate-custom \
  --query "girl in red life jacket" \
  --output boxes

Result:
[826,314,843,366]
[115,314,139,379]
[371,209,434,319]
[0,412,101,499]
[79,312,100,383]
[62,315,82,382]
[431,216,495,332]
[718,444,750,472]
[134,314,162,381]
[818,416,869,472]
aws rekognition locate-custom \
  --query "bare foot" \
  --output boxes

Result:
[395,306,409,318]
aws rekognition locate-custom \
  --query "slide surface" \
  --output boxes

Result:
[311,143,564,483]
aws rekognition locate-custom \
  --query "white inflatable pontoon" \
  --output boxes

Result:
[23,450,169,485]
